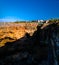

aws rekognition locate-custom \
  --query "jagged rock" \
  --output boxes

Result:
[0,23,59,65]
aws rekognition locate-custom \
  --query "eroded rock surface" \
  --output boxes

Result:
[0,22,38,46]
[0,22,59,65]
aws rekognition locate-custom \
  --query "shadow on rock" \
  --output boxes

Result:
[0,23,59,65]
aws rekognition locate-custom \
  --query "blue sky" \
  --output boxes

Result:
[0,0,59,21]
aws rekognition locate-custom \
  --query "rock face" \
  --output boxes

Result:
[0,22,59,65]
[0,23,38,39]
[0,22,38,46]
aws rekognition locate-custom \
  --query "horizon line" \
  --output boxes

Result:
[0,18,59,22]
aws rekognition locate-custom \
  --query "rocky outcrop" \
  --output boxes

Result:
[0,22,38,46]
[0,22,38,39]
[0,22,59,65]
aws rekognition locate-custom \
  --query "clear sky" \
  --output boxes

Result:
[0,0,59,21]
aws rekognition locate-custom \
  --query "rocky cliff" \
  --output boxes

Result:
[0,22,38,47]
[0,22,59,65]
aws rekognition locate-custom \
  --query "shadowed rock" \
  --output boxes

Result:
[0,23,59,65]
